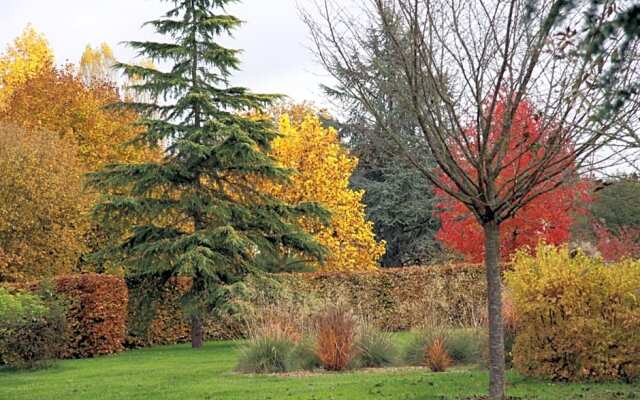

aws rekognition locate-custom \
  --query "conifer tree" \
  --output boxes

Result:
[87,0,326,348]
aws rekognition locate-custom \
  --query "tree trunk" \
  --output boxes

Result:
[483,219,505,400]
[191,314,204,349]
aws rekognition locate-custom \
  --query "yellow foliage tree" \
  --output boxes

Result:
[1,64,158,169]
[259,109,385,271]
[0,125,87,282]
[0,35,160,278]
[0,25,53,109]
[79,42,116,85]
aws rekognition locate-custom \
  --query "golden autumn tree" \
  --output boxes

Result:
[79,42,116,85]
[1,64,158,169]
[0,124,87,282]
[0,25,53,109]
[0,38,160,278]
[258,107,385,271]
[0,65,160,275]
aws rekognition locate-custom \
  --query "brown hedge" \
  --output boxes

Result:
[126,277,233,347]
[23,274,128,358]
[280,264,488,331]
[127,264,488,346]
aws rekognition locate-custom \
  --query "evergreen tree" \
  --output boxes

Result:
[87,0,326,348]
[324,11,441,266]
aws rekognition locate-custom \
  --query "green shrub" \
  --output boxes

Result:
[353,325,397,368]
[236,337,294,373]
[285,339,321,371]
[0,287,66,369]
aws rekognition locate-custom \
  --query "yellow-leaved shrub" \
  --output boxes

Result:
[506,244,640,382]
[258,109,385,271]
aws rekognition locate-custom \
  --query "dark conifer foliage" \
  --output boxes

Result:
[87,0,326,347]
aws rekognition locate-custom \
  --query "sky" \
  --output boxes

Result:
[0,0,331,104]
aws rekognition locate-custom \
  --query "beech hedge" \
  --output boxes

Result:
[4,266,488,355]
[126,264,488,345]
[18,274,128,358]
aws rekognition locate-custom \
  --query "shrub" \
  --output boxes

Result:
[353,324,397,368]
[506,245,640,382]
[314,306,356,371]
[0,286,66,369]
[426,336,452,372]
[20,274,128,359]
[53,274,128,358]
[236,336,294,374]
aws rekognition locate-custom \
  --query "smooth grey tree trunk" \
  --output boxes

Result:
[191,314,204,349]
[484,220,505,399]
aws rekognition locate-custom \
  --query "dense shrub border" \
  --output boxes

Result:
[2,266,488,357]
[0,287,66,369]
[127,264,488,345]
[19,274,128,358]
[280,265,488,331]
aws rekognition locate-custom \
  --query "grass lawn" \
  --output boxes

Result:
[1,338,638,400]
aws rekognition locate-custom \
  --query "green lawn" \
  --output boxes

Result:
[0,339,637,400]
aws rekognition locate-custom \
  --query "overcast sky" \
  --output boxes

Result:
[1,0,331,104]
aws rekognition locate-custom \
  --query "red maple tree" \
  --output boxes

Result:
[593,224,640,262]
[435,100,590,263]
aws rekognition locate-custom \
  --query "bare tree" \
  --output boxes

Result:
[303,0,640,398]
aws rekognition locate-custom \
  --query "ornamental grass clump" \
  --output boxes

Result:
[314,305,356,371]
[426,336,452,372]
[446,328,485,365]
[236,302,307,374]
[236,336,293,374]
[353,322,397,368]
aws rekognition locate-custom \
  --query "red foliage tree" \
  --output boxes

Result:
[435,100,590,263]
[593,224,640,262]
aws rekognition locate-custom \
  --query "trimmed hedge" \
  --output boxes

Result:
[22,274,128,358]
[126,277,234,348]
[127,264,488,345]
[281,265,487,331]
[4,266,488,354]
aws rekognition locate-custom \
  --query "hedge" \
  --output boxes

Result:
[126,277,233,347]
[4,266,489,353]
[126,264,488,345]
[22,274,128,358]
[280,264,487,331]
